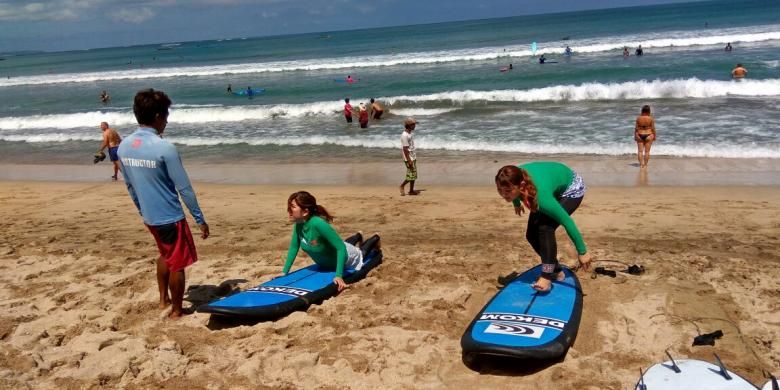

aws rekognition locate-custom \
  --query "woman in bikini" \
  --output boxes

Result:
[634,105,657,168]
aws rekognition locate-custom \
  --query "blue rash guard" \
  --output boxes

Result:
[117,127,205,226]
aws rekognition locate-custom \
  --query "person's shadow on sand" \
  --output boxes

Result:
[185,279,247,308]
[186,279,278,329]
[462,353,562,376]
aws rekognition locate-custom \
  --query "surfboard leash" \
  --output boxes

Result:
[649,311,771,374]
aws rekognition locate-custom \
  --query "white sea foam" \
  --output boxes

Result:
[1,78,778,131]
[1,25,779,87]
[3,133,777,158]
[390,108,459,116]
[763,60,780,68]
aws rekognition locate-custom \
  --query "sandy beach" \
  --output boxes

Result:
[0,175,778,389]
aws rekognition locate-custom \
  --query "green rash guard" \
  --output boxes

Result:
[283,216,348,278]
[512,161,588,255]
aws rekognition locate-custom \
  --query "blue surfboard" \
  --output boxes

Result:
[197,245,382,320]
[233,88,265,96]
[461,264,583,361]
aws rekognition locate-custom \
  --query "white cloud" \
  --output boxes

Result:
[109,6,155,23]
[0,0,109,21]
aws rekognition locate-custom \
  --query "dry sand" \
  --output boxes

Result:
[0,181,778,389]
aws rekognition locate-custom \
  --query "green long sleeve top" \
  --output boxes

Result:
[283,216,348,277]
[512,161,588,255]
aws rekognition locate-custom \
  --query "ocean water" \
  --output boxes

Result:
[0,0,779,164]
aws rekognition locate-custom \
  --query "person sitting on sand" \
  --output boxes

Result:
[370,98,384,120]
[731,63,747,79]
[634,105,657,168]
[495,162,592,292]
[282,191,380,292]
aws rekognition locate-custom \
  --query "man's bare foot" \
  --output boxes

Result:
[399,186,405,196]
[167,310,183,319]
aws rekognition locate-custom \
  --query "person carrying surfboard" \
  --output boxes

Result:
[495,162,592,292]
[283,191,380,292]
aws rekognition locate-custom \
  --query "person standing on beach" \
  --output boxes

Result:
[344,98,353,123]
[731,63,747,79]
[400,117,419,196]
[369,98,384,120]
[634,105,657,168]
[118,88,210,319]
[97,122,122,180]
[358,103,369,128]
[495,162,592,292]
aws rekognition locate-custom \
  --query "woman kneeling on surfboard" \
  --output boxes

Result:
[283,191,380,292]
[495,162,592,292]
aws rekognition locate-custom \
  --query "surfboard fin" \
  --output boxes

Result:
[665,350,682,373]
[637,367,647,390]
[713,353,733,380]
[763,370,779,390]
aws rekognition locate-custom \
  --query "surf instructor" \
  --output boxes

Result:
[118,88,210,319]
[495,162,592,292]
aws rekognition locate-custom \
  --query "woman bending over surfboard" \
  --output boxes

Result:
[283,191,380,292]
[495,162,592,292]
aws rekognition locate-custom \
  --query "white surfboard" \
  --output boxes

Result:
[636,358,757,390]
[762,377,779,390]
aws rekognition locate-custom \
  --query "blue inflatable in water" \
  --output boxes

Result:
[233,88,265,96]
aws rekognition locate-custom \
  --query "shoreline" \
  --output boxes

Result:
[1,155,779,186]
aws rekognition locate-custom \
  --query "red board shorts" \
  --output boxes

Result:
[146,219,198,273]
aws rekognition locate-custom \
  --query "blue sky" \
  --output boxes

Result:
[0,0,699,52]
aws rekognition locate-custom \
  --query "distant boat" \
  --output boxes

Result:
[156,43,180,51]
